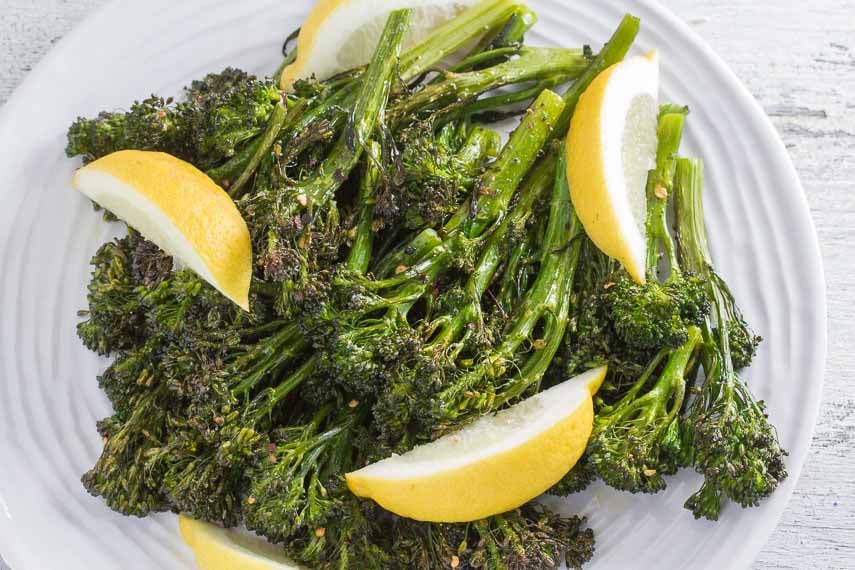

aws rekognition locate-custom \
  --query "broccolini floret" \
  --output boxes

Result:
[674,157,787,520]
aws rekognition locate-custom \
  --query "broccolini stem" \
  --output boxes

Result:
[466,89,566,238]
[645,109,686,278]
[230,321,308,395]
[441,146,583,415]
[595,349,668,413]
[252,355,320,418]
[470,153,556,299]
[346,141,382,273]
[278,82,358,154]
[592,326,700,439]
[398,0,526,83]
[461,3,537,64]
[228,102,289,198]
[554,13,640,137]
[449,47,522,74]
[674,161,786,519]
[372,228,443,279]
[455,126,502,167]
[647,325,699,421]
[429,153,557,350]
[492,148,584,404]
[390,48,585,124]
[496,228,535,315]
[292,10,410,212]
[673,158,711,275]
[447,75,569,121]
[484,5,538,50]
[674,158,750,330]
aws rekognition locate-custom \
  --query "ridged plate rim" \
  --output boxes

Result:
[0,0,827,568]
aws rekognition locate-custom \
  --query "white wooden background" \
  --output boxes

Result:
[1,0,852,568]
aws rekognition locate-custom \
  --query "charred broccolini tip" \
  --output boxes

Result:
[377,122,501,231]
[674,157,787,521]
[385,503,595,570]
[243,405,362,546]
[66,68,280,168]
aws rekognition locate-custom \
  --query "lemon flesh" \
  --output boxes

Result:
[567,52,660,284]
[72,150,252,310]
[346,366,607,522]
[280,0,481,90]
[179,515,303,570]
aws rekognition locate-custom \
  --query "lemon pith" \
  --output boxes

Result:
[566,51,659,284]
[72,150,252,310]
[346,366,607,522]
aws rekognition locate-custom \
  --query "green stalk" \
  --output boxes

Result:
[469,154,556,298]
[227,102,289,198]
[230,322,308,395]
[206,137,261,186]
[644,326,700,423]
[398,0,527,83]
[483,5,538,49]
[428,153,556,350]
[390,48,586,124]
[455,125,502,166]
[591,326,701,440]
[346,141,382,273]
[645,109,687,278]
[448,47,521,74]
[290,10,410,212]
[554,13,640,137]
[463,4,536,60]
[491,149,583,404]
[496,228,535,315]
[673,157,739,376]
[251,355,320,417]
[674,158,711,275]
[447,75,569,120]
[466,89,566,237]
[440,146,584,415]
[372,228,444,279]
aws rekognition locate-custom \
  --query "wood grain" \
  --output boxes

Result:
[1,0,853,568]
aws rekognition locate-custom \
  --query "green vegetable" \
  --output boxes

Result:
[674,157,786,520]
[69,6,793,568]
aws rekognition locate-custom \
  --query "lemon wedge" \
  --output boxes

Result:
[280,0,483,90]
[345,366,607,522]
[72,150,252,310]
[566,51,660,284]
[178,515,303,570]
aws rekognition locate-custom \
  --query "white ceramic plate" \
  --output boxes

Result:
[0,0,826,568]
